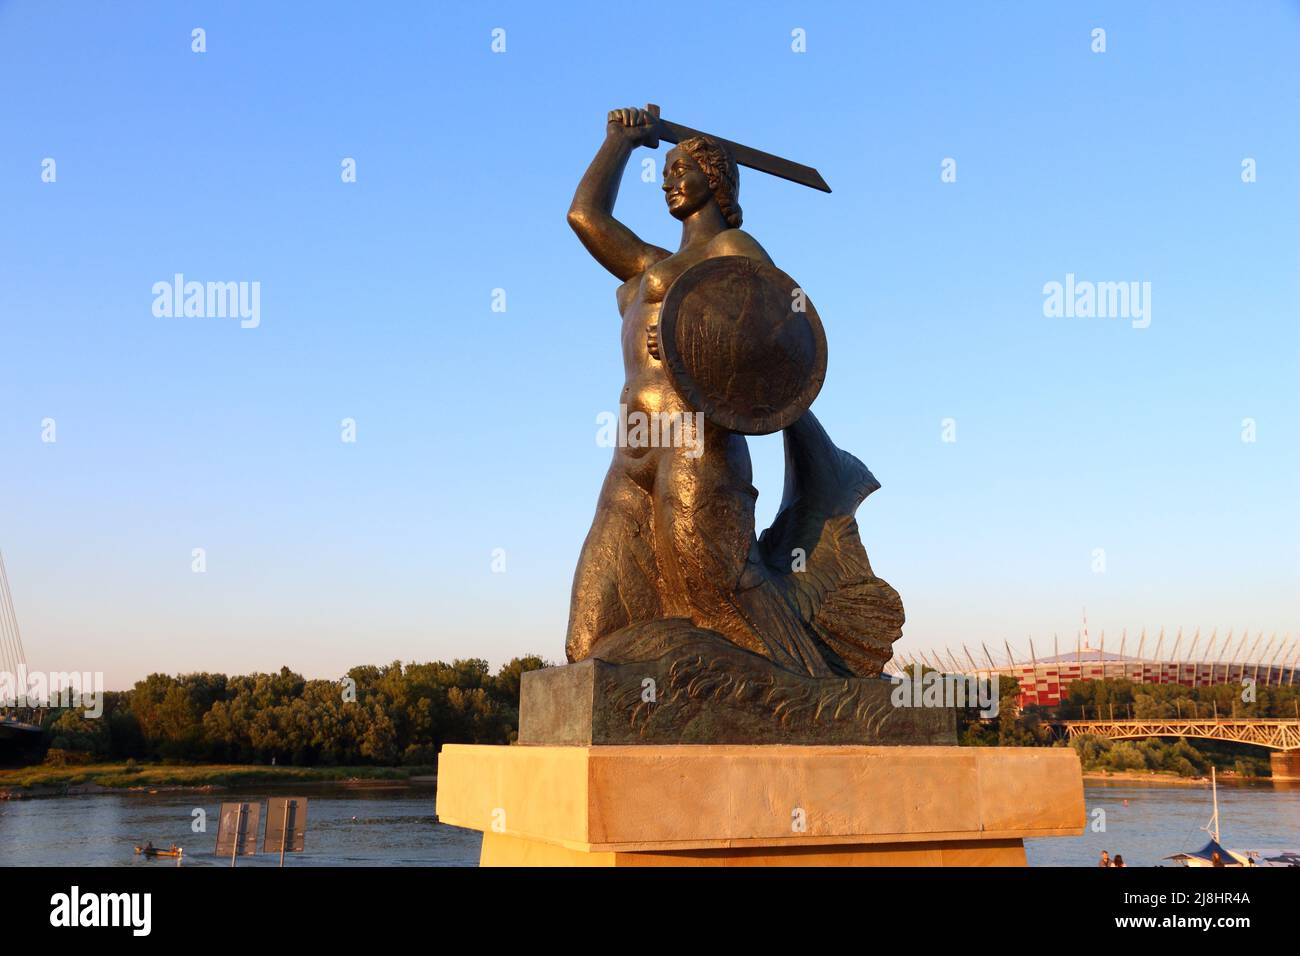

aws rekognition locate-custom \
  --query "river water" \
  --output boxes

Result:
[1024,779,1300,867]
[0,781,480,867]
[2,779,1296,867]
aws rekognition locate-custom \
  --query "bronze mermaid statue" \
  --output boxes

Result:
[564,106,903,681]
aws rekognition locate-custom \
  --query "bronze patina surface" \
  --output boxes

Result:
[555,106,908,741]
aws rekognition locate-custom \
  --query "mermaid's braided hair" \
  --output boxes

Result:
[676,135,742,228]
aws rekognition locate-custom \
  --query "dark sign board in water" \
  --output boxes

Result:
[215,801,262,865]
[265,797,309,862]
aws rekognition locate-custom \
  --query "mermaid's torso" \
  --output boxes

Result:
[613,240,721,487]
[614,231,778,484]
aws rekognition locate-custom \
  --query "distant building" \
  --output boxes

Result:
[886,633,1299,708]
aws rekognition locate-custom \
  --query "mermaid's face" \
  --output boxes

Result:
[662,148,712,220]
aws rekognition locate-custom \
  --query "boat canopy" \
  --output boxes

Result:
[1163,838,1250,866]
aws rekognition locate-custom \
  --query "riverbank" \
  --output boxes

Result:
[1082,768,1266,786]
[0,762,436,800]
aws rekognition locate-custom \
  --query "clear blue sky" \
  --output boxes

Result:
[1,1,1296,689]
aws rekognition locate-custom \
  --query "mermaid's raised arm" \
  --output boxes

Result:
[567,107,670,281]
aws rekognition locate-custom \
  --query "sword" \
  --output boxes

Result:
[643,103,831,194]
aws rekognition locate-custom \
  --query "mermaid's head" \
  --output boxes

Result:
[662,135,742,228]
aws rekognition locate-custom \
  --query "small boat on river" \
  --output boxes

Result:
[134,843,183,859]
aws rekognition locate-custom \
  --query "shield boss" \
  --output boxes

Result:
[659,256,827,435]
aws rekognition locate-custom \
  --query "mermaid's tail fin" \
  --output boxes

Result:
[757,411,904,677]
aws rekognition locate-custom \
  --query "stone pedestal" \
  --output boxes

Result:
[435,744,1085,866]
[519,658,955,746]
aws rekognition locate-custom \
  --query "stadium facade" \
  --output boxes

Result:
[885,630,1299,708]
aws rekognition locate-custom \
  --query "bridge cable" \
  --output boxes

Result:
[0,556,16,678]
[0,550,28,690]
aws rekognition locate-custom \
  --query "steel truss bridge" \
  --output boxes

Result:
[1057,718,1300,751]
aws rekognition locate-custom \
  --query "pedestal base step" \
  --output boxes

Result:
[435,744,1085,867]
[481,831,1029,866]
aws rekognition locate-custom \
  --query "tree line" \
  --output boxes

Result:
[39,657,549,766]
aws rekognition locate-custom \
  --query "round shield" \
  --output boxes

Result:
[658,256,827,435]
